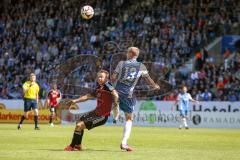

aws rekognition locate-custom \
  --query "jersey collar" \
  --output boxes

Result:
[127,58,137,62]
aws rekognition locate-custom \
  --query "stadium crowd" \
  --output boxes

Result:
[0,0,239,100]
[164,48,240,101]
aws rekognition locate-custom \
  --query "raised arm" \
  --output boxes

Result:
[111,89,119,122]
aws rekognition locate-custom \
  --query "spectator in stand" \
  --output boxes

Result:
[196,90,202,101]
[0,0,239,101]
[201,89,212,101]
[227,91,238,102]
[195,51,203,71]
[216,79,225,89]
[163,92,177,101]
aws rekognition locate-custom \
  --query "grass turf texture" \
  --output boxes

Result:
[0,124,240,160]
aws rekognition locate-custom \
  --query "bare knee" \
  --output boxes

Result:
[23,112,28,118]
[75,121,85,131]
[125,113,133,121]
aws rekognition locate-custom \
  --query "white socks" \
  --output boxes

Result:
[183,118,188,127]
[122,120,132,145]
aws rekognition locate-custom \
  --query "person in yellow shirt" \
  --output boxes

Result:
[18,73,40,130]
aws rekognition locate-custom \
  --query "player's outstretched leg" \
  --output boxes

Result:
[121,113,133,151]
[64,121,85,151]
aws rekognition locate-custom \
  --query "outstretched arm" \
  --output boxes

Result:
[188,93,198,103]
[190,97,199,103]
[71,94,95,104]
[143,76,160,90]
[140,63,160,90]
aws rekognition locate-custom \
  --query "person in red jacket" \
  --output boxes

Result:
[64,70,119,151]
[46,83,61,127]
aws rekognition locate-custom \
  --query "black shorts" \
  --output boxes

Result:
[24,98,38,112]
[78,110,108,130]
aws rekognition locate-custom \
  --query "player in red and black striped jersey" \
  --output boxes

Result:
[46,83,61,126]
[64,70,119,151]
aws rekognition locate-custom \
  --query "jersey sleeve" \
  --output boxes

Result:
[188,93,192,100]
[114,61,123,74]
[140,63,149,77]
[104,82,115,92]
[22,82,28,90]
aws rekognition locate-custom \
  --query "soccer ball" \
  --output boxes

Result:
[81,5,94,20]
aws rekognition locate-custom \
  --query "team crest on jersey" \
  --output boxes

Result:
[97,92,101,98]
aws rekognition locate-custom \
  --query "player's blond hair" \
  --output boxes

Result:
[128,47,140,58]
[30,73,36,77]
[182,86,187,90]
[29,73,36,80]
[97,69,109,79]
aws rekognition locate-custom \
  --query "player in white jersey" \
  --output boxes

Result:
[111,47,160,151]
[174,86,198,129]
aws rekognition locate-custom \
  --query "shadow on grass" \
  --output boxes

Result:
[37,148,122,152]
[84,148,122,152]
[37,149,64,151]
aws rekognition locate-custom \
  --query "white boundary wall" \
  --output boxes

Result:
[1,100,240,128]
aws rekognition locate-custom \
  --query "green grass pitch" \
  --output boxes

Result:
[0,124,240,160]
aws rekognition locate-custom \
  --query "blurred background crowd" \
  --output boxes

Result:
[0,0,239,101]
